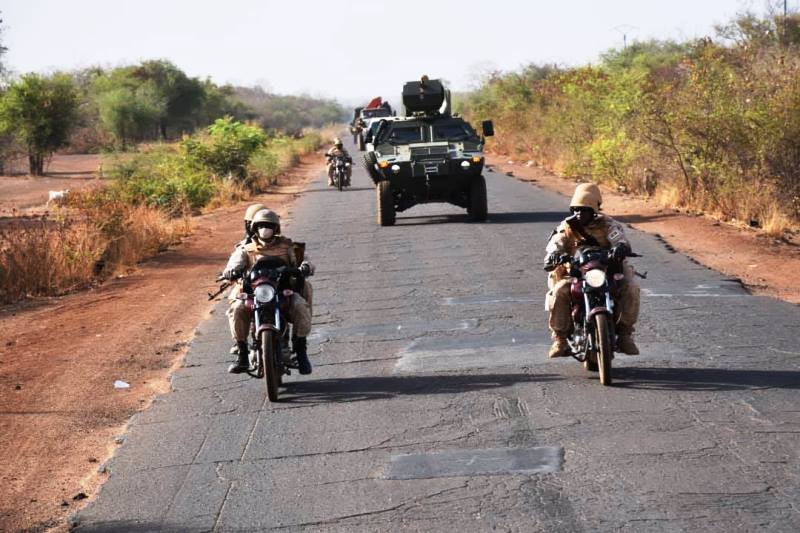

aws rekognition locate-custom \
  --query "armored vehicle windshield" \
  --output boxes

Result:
[376,118,480,146]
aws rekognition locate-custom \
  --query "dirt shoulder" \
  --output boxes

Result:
[487,155,800,304]
[0,154,324,532]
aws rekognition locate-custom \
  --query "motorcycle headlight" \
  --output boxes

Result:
[254,284,276,303]
[585,269,607,288]
[391,164,401,174]
[460,160,471,168]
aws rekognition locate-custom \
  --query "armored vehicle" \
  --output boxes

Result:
[363,78,494,226]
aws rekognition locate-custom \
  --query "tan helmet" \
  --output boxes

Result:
[333,137,342,147]
[244,203,266,222]
[570,183,602,212]
[251,208,281,235]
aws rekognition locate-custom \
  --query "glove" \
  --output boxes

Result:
[222,268,241,280]
[543,252,561,271]
[299,261,315,277]
[610,244,630,261]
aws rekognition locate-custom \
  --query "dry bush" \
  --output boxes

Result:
[0,218,106,303]
[103,205,182,270]
[203,179,249,211]
[0,200,187,304]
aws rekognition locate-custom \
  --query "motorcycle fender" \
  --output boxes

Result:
[257,325,280,338]
[587,307,611,322]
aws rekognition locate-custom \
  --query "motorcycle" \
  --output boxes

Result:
[214,258,307,401]
[546,246,640,386]
[329,155,352,191]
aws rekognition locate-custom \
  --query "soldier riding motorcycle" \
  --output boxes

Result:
[543,183,641,383]
[222,209,315,380]
[326,138,352,187]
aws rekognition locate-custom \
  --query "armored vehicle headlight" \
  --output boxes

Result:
[460,161,471,168]
[391,164,401,174]
[585,269,607,288]
[378,161,389,169]
[472,156,482,163]
[254,284,276,303]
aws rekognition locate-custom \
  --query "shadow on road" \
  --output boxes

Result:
[395,211,564,227]
[304,186,374,193]
[486,211,565,224]
[279,372,561,404]
[614,366,800,391]
[395,214,471,226]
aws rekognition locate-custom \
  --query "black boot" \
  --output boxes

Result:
[228,341,251,374]
[294,337,312,375]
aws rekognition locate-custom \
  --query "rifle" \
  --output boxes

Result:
[564,214,600,247]
[208,281,231,301]
[208,274,233,301]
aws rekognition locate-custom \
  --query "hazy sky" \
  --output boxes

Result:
[2,0,772,106]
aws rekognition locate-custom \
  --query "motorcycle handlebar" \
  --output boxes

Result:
[544,250,642,271]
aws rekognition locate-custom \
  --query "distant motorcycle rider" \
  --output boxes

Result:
[544,183,641,358]
[222,209,315,375]
[326,137,352,187]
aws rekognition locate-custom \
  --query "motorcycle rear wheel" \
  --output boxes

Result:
[262,331,280,401]
[595,314,613,386]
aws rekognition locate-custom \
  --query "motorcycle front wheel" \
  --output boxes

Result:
[337,172,343,191]
[261,331,280,401]
[594,314,613,386]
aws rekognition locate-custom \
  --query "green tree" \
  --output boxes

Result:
[97,83,165,149]
[134,60,206,138]
[0,73,79,175]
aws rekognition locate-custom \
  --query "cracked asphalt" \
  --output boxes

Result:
[75,140,800,532]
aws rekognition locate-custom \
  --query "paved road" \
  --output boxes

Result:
[76,141,800,532]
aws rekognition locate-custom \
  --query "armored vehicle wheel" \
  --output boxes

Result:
[377,180,395,226]
[363,152,379,184]
[467,175,488,221]
[357,132,366,151]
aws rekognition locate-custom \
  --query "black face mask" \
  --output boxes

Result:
[570,207,595,224]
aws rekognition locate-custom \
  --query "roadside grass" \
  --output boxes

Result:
[0,123,327,304]
[0,218,104,302]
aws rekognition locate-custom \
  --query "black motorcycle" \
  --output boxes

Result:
[217,258,306,401]
[546,246,639,386]
[329,155,352,191]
